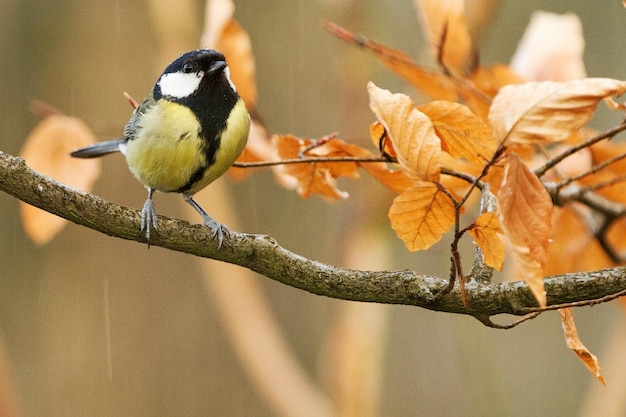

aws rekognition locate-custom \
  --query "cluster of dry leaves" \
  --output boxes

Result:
[18,0,626,384]
[241,6,626,383]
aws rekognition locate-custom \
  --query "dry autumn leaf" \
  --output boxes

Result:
[497,153,552,307]
[325,22,457,101]
[19,114,100,244]
[273,135,366,200]
[370,121,397,159]
[368,82,441,182]
[559,308,605,385]
[488,78,626,145]
[417,100,497,163]
[413,0,474,74]
[388,182,456,251]
[461,64,524,121]
[468,212,505,270]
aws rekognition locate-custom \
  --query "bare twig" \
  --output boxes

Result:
[233,155,392,168]
[535,122,626,178]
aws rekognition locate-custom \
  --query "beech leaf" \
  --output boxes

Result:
[468,212,505,271]
[489,78,626,145]
[413,0,473,74]
[388,182,455,251]
[559,308,605,385]
[497,154,552,306]
[325,22,457,101]
[273,135,352,200]
[19,114,100,244]
[418,101,497,163]
[368,82,441,182]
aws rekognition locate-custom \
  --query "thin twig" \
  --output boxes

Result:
[556,149,626,191]
[478,312,542,329]
[233,155,392,168]
[535,122,626,178]
[524,287,626,314]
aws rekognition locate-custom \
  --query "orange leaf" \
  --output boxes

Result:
[368,82,441,182]
[418,101,497,163]
[413,0,474,74]
[369,121,397,159]
[388,182,456,251]
[497,154,552,306]
[461,64,524,121]
[325,22,457,101]
[19,114,101,244]
[488,78,626,145]
[202,0,257,108]
[273,135,360,200]
[360,164,414,195]
[559,308,605,385]
[468,212,505,270]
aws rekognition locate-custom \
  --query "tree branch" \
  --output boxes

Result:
[2,150,626,323]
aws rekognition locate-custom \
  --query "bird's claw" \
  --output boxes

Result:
[140,197,158,246]
[204,217,229,250]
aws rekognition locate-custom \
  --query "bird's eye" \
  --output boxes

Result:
[182,62,194,73]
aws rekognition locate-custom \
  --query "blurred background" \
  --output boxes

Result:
[2,0,626,416]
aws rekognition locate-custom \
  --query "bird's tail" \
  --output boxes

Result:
[70,138,127,158]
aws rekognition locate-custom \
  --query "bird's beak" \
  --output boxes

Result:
[208,60,227,73]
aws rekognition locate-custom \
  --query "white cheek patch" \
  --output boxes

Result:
[159,71,203,99]
[223,67,237,92]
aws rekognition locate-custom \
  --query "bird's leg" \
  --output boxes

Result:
[183,194,227,250]
[140,188,158,245]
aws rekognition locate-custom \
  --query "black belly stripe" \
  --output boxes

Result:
[177,163,207,193]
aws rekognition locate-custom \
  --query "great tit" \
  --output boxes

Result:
[71,49,250,248]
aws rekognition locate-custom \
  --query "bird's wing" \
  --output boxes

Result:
[123,93,157,140]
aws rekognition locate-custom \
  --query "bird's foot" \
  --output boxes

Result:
[140,197,158,246]
[202,215,229,250]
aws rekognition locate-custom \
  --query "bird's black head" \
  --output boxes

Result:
[154,49,236,101]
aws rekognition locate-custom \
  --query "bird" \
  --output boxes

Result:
[70,49,250,249]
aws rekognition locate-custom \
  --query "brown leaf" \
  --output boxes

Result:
[202,0,257,108]
[19,114,100,244]
[359,164,414,195]
[468,212,505,270]
[497,153,552,306]
[369,121,397,159]
[325,22,457,101]
[418,100,497,163]
[559,308,605,385]
[413,0,474,74]
[388,182,456,251]
[273,135,360,200]
[462,64,525,120]
[368,82,441,182]
[488,78,626,145]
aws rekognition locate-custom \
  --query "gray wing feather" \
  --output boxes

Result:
[70,138,127,158]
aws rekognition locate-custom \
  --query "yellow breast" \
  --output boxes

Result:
[124,99,249,194]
